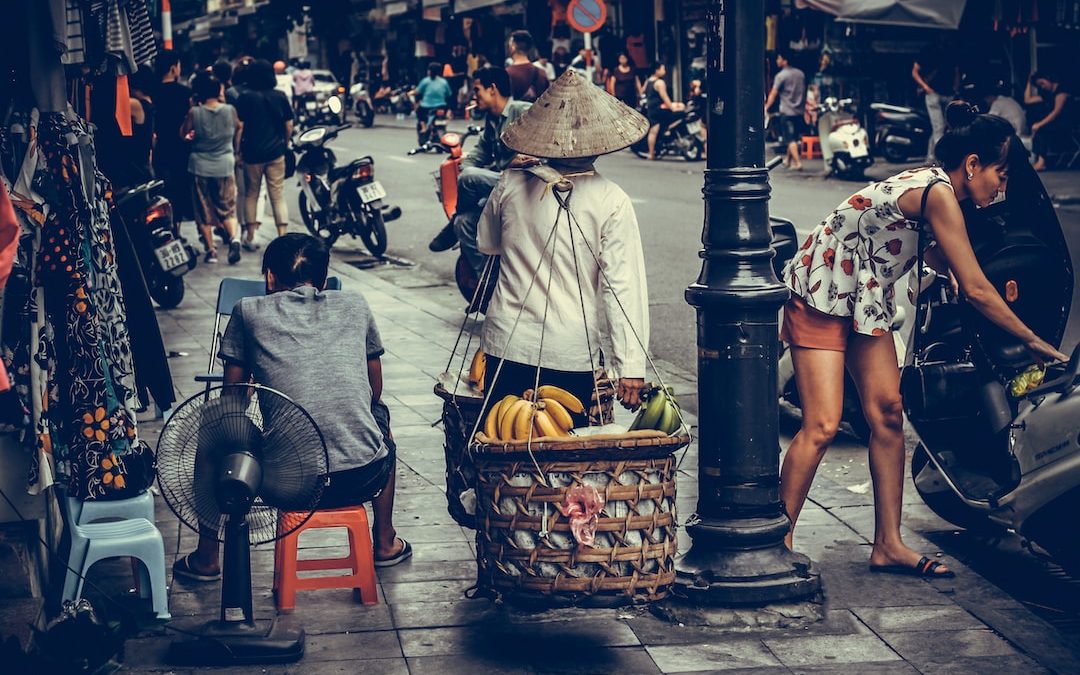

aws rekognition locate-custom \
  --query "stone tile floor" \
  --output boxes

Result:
[29,222,1080,674]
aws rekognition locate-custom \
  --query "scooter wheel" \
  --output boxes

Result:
[150,276,185,309]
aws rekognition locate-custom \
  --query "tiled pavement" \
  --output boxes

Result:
[42,217,1080,674]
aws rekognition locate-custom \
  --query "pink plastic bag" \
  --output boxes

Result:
[557,484,605,547]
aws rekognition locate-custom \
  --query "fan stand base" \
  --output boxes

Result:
[168,616,305,666]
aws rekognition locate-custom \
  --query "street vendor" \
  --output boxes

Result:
[477,70,652,420]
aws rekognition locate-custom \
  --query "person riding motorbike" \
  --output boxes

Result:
[292,60,317,117]
[779,102,1067,579]
[412,62,453,145]
[426,67,533,277]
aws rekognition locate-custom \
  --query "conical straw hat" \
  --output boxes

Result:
[500,69,650,159]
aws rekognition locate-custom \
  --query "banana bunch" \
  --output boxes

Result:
[482,385,584,442]
[628,386,683,435]
[1009,364,1046,398]
[467,350,486,393]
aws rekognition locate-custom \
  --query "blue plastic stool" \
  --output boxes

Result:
[60,494,170,620]
[66,491,158,598]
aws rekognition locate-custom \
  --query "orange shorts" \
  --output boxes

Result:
[780,295,851,352]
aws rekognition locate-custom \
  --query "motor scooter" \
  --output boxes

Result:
[900,162,1080,573]
[630,101,704,162]
[409,106,451,155]
[870,102,931,163]
[113,180,197,309]
[817,97,873,180]
[294,99,402,255]
[296,94,347,131]
[348,81,376,128]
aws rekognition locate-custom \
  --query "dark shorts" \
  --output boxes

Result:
[780,114,804,145]
[318,441,395,510]
[191,175,237,228]
[648,107,674,128]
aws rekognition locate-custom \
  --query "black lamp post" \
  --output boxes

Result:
[676,0,821,604]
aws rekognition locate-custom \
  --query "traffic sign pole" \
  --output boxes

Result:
[567,0,607,85]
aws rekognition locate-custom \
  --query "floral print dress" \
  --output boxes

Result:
[782,167,950,336]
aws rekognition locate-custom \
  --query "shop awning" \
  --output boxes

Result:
[796,0,968,30]
[454,0,505,11]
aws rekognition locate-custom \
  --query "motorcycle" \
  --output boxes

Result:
[870,101,931,164]
[349,81,376,128]
[294,106,402,256]
[630,102,705,162]
[817,97,873,180]
[409,106,451,155]
[903,161,1080,573]
[113,180,197,309]
[296,93,347,130]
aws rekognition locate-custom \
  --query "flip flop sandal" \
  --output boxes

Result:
[172,553,222,582]
[374,539,413,568]
[870,555,955,578]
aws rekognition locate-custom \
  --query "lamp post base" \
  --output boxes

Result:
[674,516,821,605]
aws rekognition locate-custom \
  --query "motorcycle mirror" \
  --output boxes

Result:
[327,96,344,115]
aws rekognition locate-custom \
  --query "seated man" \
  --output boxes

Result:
[173,233,410,581]
[428,67,534,277]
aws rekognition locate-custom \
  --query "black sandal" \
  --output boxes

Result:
[870,555,954,578]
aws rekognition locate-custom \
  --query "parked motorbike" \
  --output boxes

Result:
[630,101,705,162]
[870,102,931,163]
[296,94,347,130]
[815,97,873,180]
[294,110,402,256]
[349,81,376,128]
[903,162,1080,572]
[113,180,197,309]
[409,106,451,155]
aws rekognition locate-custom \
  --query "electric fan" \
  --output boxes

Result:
[156,384,328,665]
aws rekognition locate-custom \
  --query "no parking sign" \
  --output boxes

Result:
[567,0,607,34]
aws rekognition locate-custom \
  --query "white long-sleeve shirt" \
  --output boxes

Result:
[477,169,649,378]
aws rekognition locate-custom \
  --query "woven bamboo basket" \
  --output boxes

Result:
[471,432,688,608]
[434,377,617,530]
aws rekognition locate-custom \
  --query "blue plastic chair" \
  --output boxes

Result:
[195,276,343,389]
[60,494,170,620]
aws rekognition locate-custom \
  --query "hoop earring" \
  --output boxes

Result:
[966,172,973,180]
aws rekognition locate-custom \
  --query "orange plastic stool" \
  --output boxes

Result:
[273,506,378,613]
[801,135,822,159]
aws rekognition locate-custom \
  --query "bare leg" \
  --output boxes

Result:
[223,216,239,243]
[198,223,217,254]
[780,346,845,549]
[788,140,803,169]
[371,456,402,559]
[846,332,952,574]
[647,123,660,160]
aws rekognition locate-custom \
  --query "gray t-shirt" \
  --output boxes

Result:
[773,66,807,117]
[189,104,237,178]
[218,285,387,472]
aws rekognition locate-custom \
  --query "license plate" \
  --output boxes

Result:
[687,120,702,134]
[154,239,188,272]
[357,181,387,203]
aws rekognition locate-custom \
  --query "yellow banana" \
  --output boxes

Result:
[468,350,486,390]
[484,395,517,439]
[512,402,538,441]
[535,385,584,414]
[500,399,531,441]
[534,409,568,438]
[542,398,574,431]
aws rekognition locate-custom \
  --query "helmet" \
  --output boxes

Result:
[273,60,287,73]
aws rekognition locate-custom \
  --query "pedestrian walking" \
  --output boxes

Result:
[105,68,157,191]
[153,51,194,223]
[506,30,548,102]
[778,102,1066,578]
[181,72,242,265]
[607,52,642,109]
[912,43,959,160]
[765,51,806,170]
[478,70,651,418]
[235,59,294,244]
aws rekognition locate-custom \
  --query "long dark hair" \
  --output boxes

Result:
[934,101,1026,172]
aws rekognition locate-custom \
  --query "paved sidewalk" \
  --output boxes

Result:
[47,216,1080,674]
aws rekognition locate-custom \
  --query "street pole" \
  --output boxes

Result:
[676,0,820,605]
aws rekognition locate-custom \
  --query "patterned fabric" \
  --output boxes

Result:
[782,166,951,336]
[59,0,86,66]
[125,0,157,67]
[3,112,153,499]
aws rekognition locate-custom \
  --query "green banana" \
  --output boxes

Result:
[628,406,646,431]
[657,401,676,435]
[639,387,667,429]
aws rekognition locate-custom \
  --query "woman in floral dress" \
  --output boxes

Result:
[779,102,1066,577]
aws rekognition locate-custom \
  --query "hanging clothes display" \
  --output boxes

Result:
[0,1,163,500]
